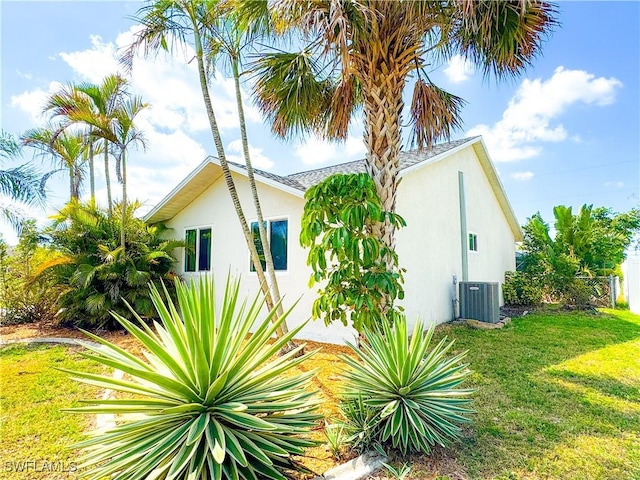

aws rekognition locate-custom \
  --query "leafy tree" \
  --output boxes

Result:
[520,204,640,307]
[251,0,558,252]
[37,199,182,328]
[0,221,61,325]
[300,173,405,332]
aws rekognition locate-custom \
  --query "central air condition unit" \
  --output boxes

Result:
[459,282,500,323]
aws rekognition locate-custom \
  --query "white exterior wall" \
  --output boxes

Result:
[164,144,516,344]
[165,171,357,344]
[624,256,640,314]
[396,146,516,328]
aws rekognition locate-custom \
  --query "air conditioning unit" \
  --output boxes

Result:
[459,282,500,323]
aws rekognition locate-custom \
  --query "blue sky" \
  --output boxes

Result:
[1,1,638,244]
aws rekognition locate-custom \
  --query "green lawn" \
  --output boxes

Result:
[409,308,640,480]
[0,344,102,480]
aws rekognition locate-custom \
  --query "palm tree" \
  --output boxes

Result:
[73,96,148,249]
[208,8,288,323]
[22,126,89,201]
[123,0,289,337]
[0,130,46,230]
[45,75,129,214]
[251,0,558,250]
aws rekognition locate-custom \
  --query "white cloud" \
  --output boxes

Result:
[294,135,366,166]
[226,139,274,170]
[9,27,268,214]
[10,81,62,124]
[604,181,624,188]
[468,67,622,162]
[510,171,534,181]
[443,55,474,83]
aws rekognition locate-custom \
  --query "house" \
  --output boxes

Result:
[145,136,522,343]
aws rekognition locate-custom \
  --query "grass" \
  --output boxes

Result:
[0,343,102,480]
[403,308,640,480]
[1,308,638,480]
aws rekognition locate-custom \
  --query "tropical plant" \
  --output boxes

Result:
[63,275,320,480]
[52,84,148,249]
[21,126,89,201]
[251,0,558,251]
[380,461,412,480]
[124,0,289,337]
[340,318,473,455]
[300,173,406,332]
[502,271,543,307]
[0,221,61,325]
[0,130,46,230]
[324,421,347,460]
[45,75,129,212]
[38,199,181,328]
[521,205,640,307]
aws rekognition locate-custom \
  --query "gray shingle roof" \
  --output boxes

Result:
[287,137,478,189]
[231,136,478,192]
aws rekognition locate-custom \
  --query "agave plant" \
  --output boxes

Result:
[340,318,473,454]
[62,275,320,480]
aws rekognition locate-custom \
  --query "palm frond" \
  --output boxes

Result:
[454,0,559,78]
[409,78,466,149]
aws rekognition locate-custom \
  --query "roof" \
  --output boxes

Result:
[144,136,522,241]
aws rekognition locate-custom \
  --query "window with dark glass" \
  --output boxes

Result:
[469,233,478,252]
[198,228,212,271]
[185,229,197,272]
[250,219,288,271]
[185,227,212,272]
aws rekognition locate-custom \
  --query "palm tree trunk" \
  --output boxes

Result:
[362,65,404,314]
[69,168,75,201]
[104,139,113,215]
[231,57,288,334]
[362,68,404,252]
[120,149,126,250]
[89,136,95,198]
[191,22,285,337]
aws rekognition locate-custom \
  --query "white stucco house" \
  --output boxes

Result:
[145,136,522,343]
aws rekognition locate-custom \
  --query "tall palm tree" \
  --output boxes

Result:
[208,7,288,323]
[0,130,46,231]
[21,126,88,201]
[71,96,148,249]
[45,75,129,214]
[123,0,289,337]
[251,0,558,250]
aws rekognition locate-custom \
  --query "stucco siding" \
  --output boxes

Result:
[165,171,357,344]
[396,146,516,328]
[161,142,516,344]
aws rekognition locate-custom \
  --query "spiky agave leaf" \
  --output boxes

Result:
[64,275,320,480]
[340,318,474,455]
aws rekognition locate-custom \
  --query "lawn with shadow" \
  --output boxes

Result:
[408,308,640,480]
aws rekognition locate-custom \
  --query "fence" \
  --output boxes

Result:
[574,275,617,308]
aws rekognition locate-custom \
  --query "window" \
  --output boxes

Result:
[468,233,478,252]
[185,227,212,272]
[250,219,288,271]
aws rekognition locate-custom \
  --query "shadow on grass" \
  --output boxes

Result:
[434,309,640,479]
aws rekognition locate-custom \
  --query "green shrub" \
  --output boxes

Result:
[64,275,320,480]
[300,173,406,333]
[340,318,473,455]
[503,271,543,306]
[0,222,61,325]
[561,279,593,310]
[40,199,182,329]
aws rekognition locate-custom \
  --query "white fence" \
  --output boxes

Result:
[624,257,640,314]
